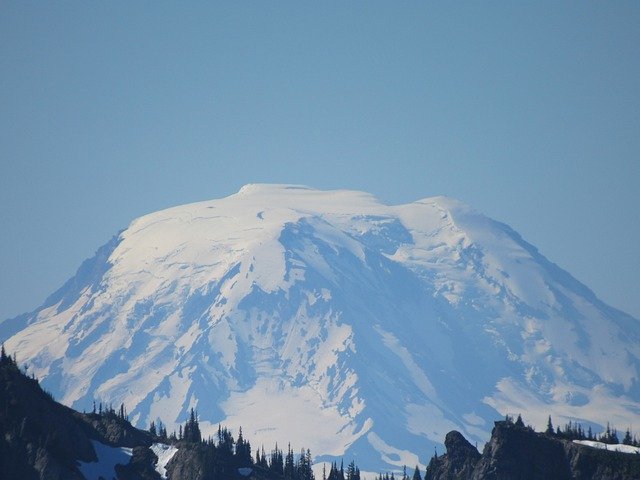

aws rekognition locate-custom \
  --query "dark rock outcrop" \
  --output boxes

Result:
[164,441,257,480]
[115,446,163,480]
[0,356,94,479]
[425,430,481,480]
[165,444,211,480]
[471,421,571,480]
[80,412,154,448]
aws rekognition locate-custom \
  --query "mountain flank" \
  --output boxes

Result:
[3,184,640,470]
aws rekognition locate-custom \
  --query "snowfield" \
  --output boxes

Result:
[574,440,640,455]
[150,443,179,479]
[78,440,132,480]
[3,184,640,471]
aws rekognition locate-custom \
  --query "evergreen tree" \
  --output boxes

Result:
[217,425,234,455]
[412,465,422,480]
[327,463,336,480]
[257,446,268,468]
[235,426,252,465]
[611,428,620,444]
[149,421,157,436]
[183,409,202,443]
[346,461,358,480]
[236,426,245,455]
[296,448,314,480]
[270,443,284,475]
[515,414,525,428]
[284,443,295,480]
[600,423,617,444]
[159,423,168,441]
[327,461,343,480]
[327,462,336,480]
[546,415,554,435]
[623,428,633,445]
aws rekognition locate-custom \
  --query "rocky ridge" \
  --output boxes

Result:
[425,421,640,480]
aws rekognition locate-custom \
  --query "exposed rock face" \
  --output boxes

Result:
[165,445,210,480]
[81,414,153,448]
[425,431,480,480]
[564,442,640,480]
[115,446,163,480]
[471,421,571,480]
[426,421,640,480]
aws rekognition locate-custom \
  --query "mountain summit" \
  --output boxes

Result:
[3,184,640,471]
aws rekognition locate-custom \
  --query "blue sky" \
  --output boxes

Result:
[1,2,639,321]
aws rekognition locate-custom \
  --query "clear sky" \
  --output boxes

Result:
[1,2,639,321]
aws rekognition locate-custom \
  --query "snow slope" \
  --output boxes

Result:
[150,443,179,479]
[3,184,640,471]
[573,440,640,455]
[78,440,132,480]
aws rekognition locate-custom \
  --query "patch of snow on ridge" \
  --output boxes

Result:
[574,440,640,454]
[151,443,179,479]
[78,440,132,480]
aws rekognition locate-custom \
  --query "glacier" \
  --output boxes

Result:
[2,183,640,471]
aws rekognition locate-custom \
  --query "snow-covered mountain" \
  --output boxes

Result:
[3,184,640,471]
